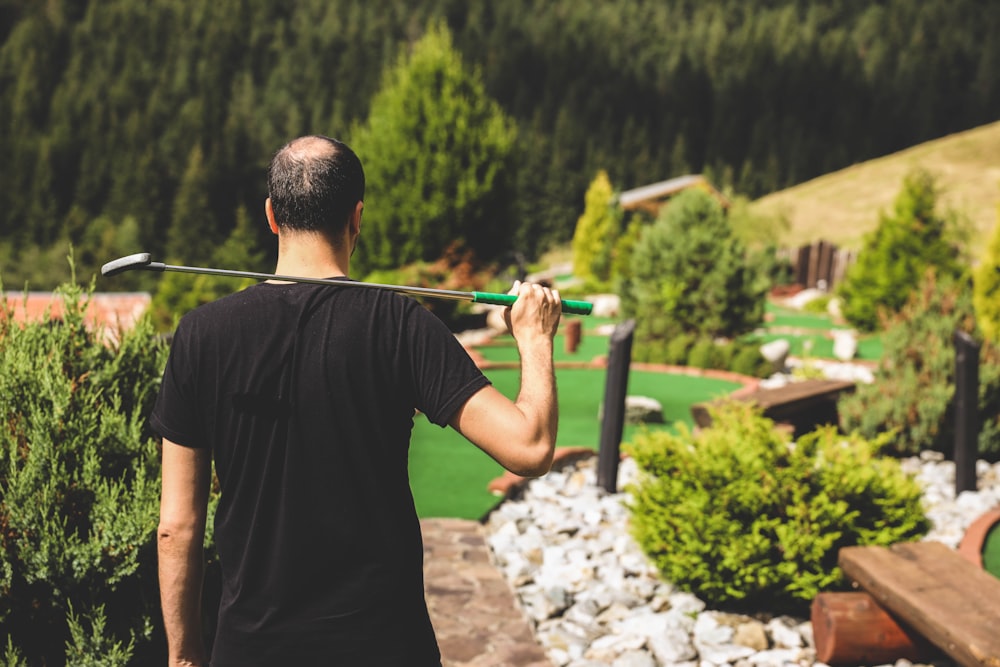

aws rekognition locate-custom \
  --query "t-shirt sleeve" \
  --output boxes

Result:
[405,305,491,427]
[149,317,208,449]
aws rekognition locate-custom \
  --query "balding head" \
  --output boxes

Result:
[267,135,365,236]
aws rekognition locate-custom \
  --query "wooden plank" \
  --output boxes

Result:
[741,378,854,410]
[690,379,855,435]
[839,541,1000,667]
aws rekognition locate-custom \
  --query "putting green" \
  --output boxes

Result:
[766,303,836,330]
[409,366,741,519]
[740,332,883,362]
[984,520,1000,580]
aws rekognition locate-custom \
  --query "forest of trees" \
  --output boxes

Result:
[1,0,998,289]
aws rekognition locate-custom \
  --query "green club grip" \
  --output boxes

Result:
[471,292,594,316]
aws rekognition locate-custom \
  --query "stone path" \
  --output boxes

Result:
[422,518,553,667]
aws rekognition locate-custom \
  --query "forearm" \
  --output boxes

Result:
[512,335,558,470]
[158,524,207,665]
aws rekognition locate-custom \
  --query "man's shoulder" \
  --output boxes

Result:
[173,285,269,330]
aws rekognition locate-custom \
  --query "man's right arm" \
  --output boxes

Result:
[449,281,562,477]
[158,439,211,667]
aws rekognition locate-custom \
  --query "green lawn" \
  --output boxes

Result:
[409,300,886,519]
[755,303,884,361]
[740,331,883,362]
[765,303,838,330]
[409,366,741,519]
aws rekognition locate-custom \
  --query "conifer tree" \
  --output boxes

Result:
[571,171,617,289]
[623,189,766,348]
[349,21,517,276]
[165,144,215,265]
[838,169,967,332]
[973,203,1000,344]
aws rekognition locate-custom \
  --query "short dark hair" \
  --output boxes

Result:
[267,135,365,235]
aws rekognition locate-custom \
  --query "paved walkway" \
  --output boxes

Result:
[422,518,553,667]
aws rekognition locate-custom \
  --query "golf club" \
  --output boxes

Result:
[101,253,594,315]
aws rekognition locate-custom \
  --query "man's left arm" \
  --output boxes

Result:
[158,439,211,667]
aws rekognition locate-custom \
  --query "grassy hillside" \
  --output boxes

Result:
[750,120,1000,251]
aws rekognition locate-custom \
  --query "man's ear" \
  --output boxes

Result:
[350,201,363,237]
[265,198,279,235]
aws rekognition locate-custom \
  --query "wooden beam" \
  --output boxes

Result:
[839,541,1000,667]
[812,592,941,665]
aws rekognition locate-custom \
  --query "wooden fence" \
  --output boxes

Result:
[777,240,858,291]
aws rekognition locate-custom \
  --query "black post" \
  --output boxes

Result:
[597,319,635,493]
[953,330,980,494]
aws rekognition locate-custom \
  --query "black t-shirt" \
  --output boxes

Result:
[150,280,491,667]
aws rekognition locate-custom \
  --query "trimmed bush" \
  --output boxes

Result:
[0,280,169,665]
[686,338,718,370]
[634,333,770,379]
[625,403,929,614]
[664,333,697,366]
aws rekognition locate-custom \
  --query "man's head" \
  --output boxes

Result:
[267,135,365,238]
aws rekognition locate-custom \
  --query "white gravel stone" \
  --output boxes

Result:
[483,437,996,666]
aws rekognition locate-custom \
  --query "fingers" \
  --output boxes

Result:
[506,281,562,339]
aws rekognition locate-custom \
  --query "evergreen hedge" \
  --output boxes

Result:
[0,279,169,665]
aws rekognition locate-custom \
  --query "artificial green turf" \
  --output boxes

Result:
[765,303,836,330]
[475,329,609,363]
[410,301,885,519]
[741,331,882,362]
[408,367,741,519]
[983,520,1000,580]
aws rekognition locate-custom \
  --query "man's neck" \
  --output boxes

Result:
[273,232,350,279]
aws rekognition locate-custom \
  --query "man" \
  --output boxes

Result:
[153,135,561,666]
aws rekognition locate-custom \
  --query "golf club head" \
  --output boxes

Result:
[101,253,156,277]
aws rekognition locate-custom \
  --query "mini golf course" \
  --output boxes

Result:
[408,303,882,519]
[409,361,743,519]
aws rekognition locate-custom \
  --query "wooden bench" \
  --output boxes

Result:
[691,378,855,437]
[817,541,1000,667]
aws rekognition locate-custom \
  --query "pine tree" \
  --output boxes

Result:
[570,171,617,290]
[838,169,967,332]
[623,188,767,348]
[165,144,216,264]
[348,20,517,276]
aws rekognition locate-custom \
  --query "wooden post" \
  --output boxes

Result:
[812,592,940,665]
[796,245,811,286]
[597,319,634,493]
[807,242,821,288]
[564,318,582,354]
[953,330,980,494]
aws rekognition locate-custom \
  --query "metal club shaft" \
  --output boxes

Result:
[100,253,594,315]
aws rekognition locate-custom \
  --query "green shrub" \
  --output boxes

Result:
[664,334,696,366]
[802,294,832,314]
[730,343,769,378]
[635,334,770,378]
[624,403,930,614]
[686,338,718,369]
[0,279,169,665]
[839,271,1000,459]
[973,211,1000,345]
[610,215,644,298]
[621,189,768,349]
